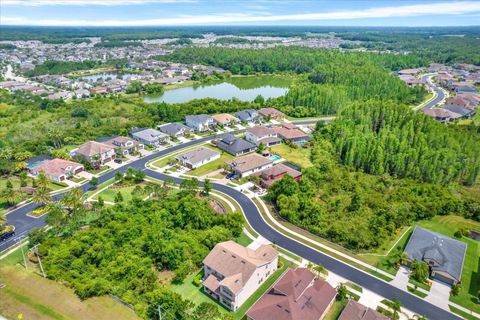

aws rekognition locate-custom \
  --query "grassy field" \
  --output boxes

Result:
[270,144,312,169]
[92,183,145,203]
[0,249,139,320]
[150,144,208,169]
[323,299,348,320]
[188,152,234,177]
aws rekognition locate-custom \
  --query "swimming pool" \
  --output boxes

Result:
[269,155,282,161]
[27,161,45,169]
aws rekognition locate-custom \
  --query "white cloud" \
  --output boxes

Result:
[2,0,194,5]
[2,1,480,25]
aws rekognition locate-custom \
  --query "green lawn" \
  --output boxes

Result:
[323,299,348,320]
[235,231,254,247]
[188,152,234,177]
[150,144,207,168]
[93,185,138,203]
[270,144,312,169]
[407,285,428,298]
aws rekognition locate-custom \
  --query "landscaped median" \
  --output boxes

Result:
[251,197,394,282]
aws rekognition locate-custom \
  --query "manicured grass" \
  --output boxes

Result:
[449,305,480,320]
[150,144,207,168]
[408,277,431,292]
[0,248,139,320]
[276,246,302,262]
[345,281,363,293]
[407,285,428,298]
[188,152,235,177]
[270,144,312,169]
[93,184,140,203]
[90,166,111,175]
[235,231,254,247]
[413,216,480,314]
[323,299,348,320]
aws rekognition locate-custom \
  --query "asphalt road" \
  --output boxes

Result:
[421,74,446,110]
[0,119,461,320]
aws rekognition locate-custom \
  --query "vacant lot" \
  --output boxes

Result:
[270,144,312,169]
[188,151,234,177]
[0,249,139,320]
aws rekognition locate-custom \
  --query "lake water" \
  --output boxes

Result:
[144,75,291,104]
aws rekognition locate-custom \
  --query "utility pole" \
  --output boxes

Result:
[34,245,46,278]
[20,245,27,270]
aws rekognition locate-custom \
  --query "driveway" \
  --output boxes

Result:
[425,280,451,309]
[76,171,94,180]
[391,266,410,290]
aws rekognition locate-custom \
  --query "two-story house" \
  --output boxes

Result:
[131,128,170,147]
[235,109,259,123]
[102,136,143,156]
[185,114,215,132]
[74,141,116,166]
[245,126,281,147]
[202,241,278,311]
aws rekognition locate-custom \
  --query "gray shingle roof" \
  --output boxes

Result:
[404,227,467,282]
[215,133,256,155]
[235,109,258,122]
[158,123,191,136]
[131,128,168,142]
[185,114,214,124]
[443,105,473,116]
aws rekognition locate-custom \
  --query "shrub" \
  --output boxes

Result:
[193,273,202,287]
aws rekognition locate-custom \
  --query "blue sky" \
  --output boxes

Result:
[1,0,480,27]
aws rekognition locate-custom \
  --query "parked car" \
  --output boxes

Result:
[0,225,15,242]
[226,172,235,179]
[114,158,122,164]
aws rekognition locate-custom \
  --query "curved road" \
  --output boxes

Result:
[1,119,461,320]
[420,73,446,110]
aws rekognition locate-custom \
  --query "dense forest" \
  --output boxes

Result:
[327,100,480,186]
[36,192,242,319]
[24,59,127,77]
[268,131,480,251]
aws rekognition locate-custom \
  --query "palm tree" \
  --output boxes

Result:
[313,263,328,278]
[61,187,84,210]
[32,187,51,205]
[36,172,50,190]
[391,298,402,320]
[44,202,67,226]
[1,186,19,206]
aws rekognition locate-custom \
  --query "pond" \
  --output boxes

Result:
[144,75,292,104]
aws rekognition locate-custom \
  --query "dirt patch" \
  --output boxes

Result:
[209,199,227,214]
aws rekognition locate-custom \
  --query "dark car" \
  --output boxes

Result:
[0,226,15,242]
[114,158,123,164]
[226,172,235,179]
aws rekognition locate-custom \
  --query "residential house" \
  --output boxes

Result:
[398,68,423,75]
[74,141,116,165]
[258,107,285,121]
[90,86,108,95]
[30,158,84,182]
[185,114,214,132]
[102,136,143,156]
[202,240,278,311]
[422,108,462,123]
[338,300,390,320]
[158,123,192,137]
[175,147,220,169]
[274,123,311,143]
[445,96,476,110]
[443,105,476,118]
[235,109,259,123]
[246,268,337,320]
[404,226,467,285]
[214,133,256,156]
[245,126,281,147]
[456,86,478,94]
[226,153,273,178]
[253,163,302,188]
[131,128,170,147]
[212,113,240,126]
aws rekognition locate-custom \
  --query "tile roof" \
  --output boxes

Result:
[31,158,83,177]
[76,141,114,157]
[212,113,239,124]
[258,107,285,118]
[254,163,302,187]
[247,126,276,137]
[227,153,273,174]
[247,268,337,320]
[338,299,390,320]
[203,241,277,294]
[274,126,309,140]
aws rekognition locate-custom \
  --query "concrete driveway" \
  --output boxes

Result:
[76,171,94,180]
[391,266,410,290]
[425,280,451,309]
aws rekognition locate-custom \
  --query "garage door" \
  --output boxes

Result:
[433,273,455,286]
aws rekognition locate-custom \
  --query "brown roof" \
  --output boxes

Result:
[338,299,390,320]
[258,107,285,118]
[76,141,114,157]
[226,154,273,174]
[247,126,276,137]
[212,113,239,124]
[274,126,308,140]
[247,268,337,320]
[422,108,462,119]
[203,241,277,294]
[446,97,471,107]
[31,158,83,178]
[254,163,302,187]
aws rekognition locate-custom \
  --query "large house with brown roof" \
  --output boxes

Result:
[226,153,274,178]
[74,141,116,165]
[253,163,302,188]
[246,268,337,320]
[203,241,278,311]
[29,158,84,182]
[274,123,311,143]
[338,299,390,320]
[258,107,285,121]
[213,113,240,126]
[245,126,281,147]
